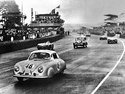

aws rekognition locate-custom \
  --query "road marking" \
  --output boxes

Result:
[91,39,125,94]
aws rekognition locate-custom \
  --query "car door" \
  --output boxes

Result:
[52,53,61,72]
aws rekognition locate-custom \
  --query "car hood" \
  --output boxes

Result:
[16,59,52,70]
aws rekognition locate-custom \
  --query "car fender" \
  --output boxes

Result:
[47,67,55,78]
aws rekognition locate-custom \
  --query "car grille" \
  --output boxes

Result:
[25,73,30,75]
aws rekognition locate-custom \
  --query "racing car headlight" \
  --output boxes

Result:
[38,66,43,73]
[14,66,20,72]
[29,64,34,69]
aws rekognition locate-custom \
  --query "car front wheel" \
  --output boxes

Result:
[73,45,76,49]
[85,45,87,48]
[17,77,24,82]
[48,68,55,78]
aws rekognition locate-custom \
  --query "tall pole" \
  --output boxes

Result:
[31,8,33,23]
[21,1,23,26]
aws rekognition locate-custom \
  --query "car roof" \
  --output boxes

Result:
[76,35,86,38]
[31,50,56,54]
[108,37,117,39]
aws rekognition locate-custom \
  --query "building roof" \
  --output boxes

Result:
[36,14,58,17]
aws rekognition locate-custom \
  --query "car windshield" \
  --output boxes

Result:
[46,41,50,43]
[29,52,51,60]
[76,37,86,41]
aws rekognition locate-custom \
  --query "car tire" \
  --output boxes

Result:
[107,41,110,44]
[17,77,24,82]
[85,45,87,48]
[48,68,55,78]
[59,65,66,74]
[83,44,85,48]
[60,69,64,74]
[73,45,76,49]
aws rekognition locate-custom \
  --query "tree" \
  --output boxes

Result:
[0,0,26,29]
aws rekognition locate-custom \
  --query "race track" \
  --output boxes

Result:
[0,32,125,94]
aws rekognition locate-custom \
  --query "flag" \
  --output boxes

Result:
[56,5,60,8]
[31,8,33,17]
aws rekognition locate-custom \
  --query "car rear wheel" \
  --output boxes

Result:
[59,65,66,74]
[59,70,64,74]
[108,41,110,44]
[115,40,118,44]
[85,45,87,48]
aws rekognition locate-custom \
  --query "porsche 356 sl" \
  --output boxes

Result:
[13,50,66,82]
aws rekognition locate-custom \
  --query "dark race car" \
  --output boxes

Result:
[73,36,88,49]
[37,41,54,50]
[107,37,118,44]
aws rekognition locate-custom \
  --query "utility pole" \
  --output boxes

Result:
[21,1,23,28]
[31,8,33,23]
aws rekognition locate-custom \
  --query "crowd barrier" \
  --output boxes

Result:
[0,34,64,54]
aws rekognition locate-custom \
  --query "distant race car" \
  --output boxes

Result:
[73,36,88,49]
[99,35,107,40]
[13,50,66,82]
[85,33,91,37]
[37,41,54,50]
[107,37,118,44]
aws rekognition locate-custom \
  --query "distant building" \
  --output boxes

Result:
[29,12,65,37]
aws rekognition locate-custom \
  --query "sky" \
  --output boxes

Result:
[15,0,125,26]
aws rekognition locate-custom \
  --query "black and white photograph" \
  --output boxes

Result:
[0,0,125,94]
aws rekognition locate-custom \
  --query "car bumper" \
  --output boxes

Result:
[13,74,49,78]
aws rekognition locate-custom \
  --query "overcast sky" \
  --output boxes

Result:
[15,0,125,25]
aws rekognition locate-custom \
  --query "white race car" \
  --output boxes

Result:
[99,35,107,40]
[107,37,118,44]
[13,50,66,82]
[37,41,54,50]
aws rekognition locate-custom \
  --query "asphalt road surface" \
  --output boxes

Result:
[0,32,125,94]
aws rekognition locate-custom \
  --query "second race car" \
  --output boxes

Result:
[107,37,118,44]
[37,41,54,50]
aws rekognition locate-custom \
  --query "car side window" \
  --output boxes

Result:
[53,53,58,59]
